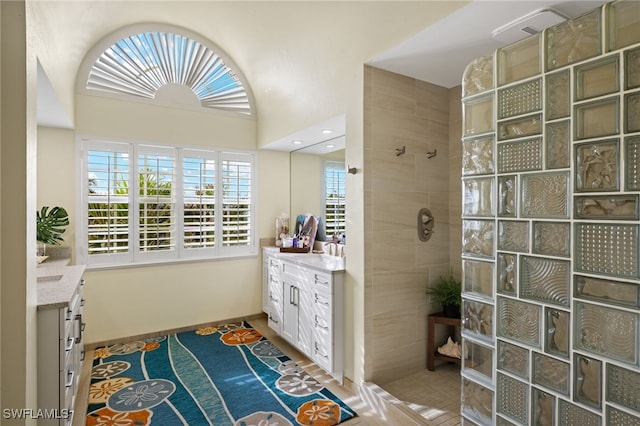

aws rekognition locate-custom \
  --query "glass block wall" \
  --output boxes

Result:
[460,1,640,424]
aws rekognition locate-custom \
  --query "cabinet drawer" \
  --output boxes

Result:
[282,262,307,281]
[313,338,332,371]
[309,271,332,293]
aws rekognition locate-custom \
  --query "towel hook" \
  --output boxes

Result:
[395,146,406,156]
[426,149,437,159]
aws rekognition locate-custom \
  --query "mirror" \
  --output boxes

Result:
[290,136,345,242]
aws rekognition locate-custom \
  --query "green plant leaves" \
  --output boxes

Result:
[36,206,69,245]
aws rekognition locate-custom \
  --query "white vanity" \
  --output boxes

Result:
[262,247,345,382]
[37,260,86,425]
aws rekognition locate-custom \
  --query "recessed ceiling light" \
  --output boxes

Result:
[321,129,333,134]
[292,140,303,145]
[326,144,336,148]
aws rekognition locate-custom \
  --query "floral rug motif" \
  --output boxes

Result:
[86,321,356,425]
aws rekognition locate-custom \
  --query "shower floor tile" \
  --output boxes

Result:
[380,362,461,425]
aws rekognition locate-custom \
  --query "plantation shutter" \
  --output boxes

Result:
[183,150,216,251]
[86,141,132,261]
[221,153,253,250]
[324,161,346,238]
[137,145,176,256]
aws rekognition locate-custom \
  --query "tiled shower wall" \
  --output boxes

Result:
[364,65,452,384]
[460,1,640,425]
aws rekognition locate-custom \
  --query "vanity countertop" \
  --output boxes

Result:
[37,263,86,311]
[263,246,345,273]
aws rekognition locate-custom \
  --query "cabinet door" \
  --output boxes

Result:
[282,278,297,345]
[262,257,269,313]
[296,284,312,357]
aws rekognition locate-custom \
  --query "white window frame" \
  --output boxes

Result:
[323,159,346,239]
[77,136,257,269]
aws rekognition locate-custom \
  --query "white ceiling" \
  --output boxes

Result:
[262,0,608,152]
[36,0,609,150]
[368,0,608,89]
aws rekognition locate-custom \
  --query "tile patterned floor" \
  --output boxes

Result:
[378,363,461,426]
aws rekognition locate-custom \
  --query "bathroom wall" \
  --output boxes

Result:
[460,2,640,424]
[363,65,452,384]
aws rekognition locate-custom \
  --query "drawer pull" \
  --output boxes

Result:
[65,370,74,388]
[65,337,74,352]
[75,314,83,343]
[314,294,329,306]
[314,343,329,359]
[81,350,85,362]
[268,315,279,324]
[81,298,86,307]
[314,315,329,330]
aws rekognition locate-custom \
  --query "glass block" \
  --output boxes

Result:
[463,259,494,299]
[497,296,540,347]
[463,339,493,382]
[625,47,640,89]
[575,195,639,220]
[463,178,495,217]
[495,416,518,426]
[575,301,639,364]
[498,114,542,141]
[463,54,494,98]
[498,339,529,379]
[545,308,569,358]
[546,120,570,169]
[626,92,640,133]
[574,223,639,278]
[533,222,570,257]
[575,56,619,101]
[498,221,529,253]
[464,94,494,137]
[546,69,570,120]
[498,78,541,119]
[575,275,640,308]
[607,363,640,413]
[533,352,569,395]
[626,136,640,190]
[497,373,528,424]
[532,388,555,426]
[462,136,495,176]
[608,0,640,50]
[607,406,640,426]
[462,378,494,425]
[462,220,495,259]
[462,299,494,342]
[574,97,619,140]
[574,354,601,409]
[498,175,517,217]
[497,139,542,173]
[546,8,601,71]
[575,139,620,192]
[497,34,540,86]
[557,399,601,426]
[497,253,516,295]
[521,172,569,218]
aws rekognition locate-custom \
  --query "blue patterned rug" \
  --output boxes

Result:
[86,321,357,425]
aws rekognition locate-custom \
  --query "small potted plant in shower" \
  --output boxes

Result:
[426,274,462,318]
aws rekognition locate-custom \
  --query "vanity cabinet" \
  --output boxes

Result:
[262,248,344,382]
[37,265,86,426]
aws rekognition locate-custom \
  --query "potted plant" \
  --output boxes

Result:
[36,206,69,257]
[426,274,462,318]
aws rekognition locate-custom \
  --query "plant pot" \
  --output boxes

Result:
[442,303,460,318]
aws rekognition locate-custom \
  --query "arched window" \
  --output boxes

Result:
[77,24,254,116]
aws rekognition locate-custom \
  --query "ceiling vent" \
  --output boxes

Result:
[492,8,568,44]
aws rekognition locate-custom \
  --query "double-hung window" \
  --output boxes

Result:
[323,160,346,238]
[80,138,256,267]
